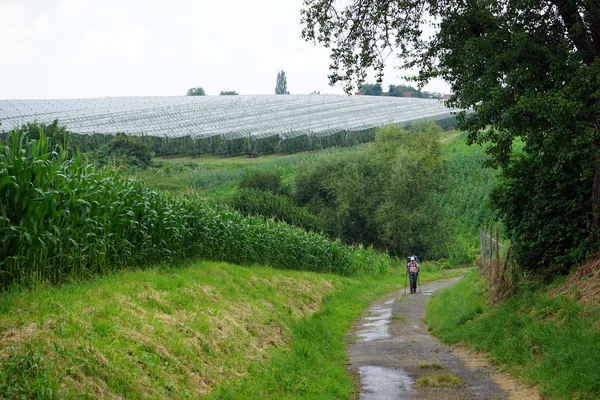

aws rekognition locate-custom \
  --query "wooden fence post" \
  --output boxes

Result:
[489,224,493,267]
[496,227,500,265]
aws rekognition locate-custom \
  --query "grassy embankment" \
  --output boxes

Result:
[425,270,600,399]
[0,261,463,399]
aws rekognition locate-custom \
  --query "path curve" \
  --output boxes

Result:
[347,278,509,399]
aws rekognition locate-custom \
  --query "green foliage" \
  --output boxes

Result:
[491,152,592,272]
[302,0,600,273]
[359,83,382,96]
[425,270,600,399]
[239,168,290,196]
[388,84,442,99]
[94,132,153,169]
[295,123,451,259]
[356,83,443,98]
[0,130,390,290]
[231,188,325,233]
[438,132,498,263]
[219,90,239,95]
[275,70,289,95]
[17,120,69,150]
[186,87,205,96]
[0,347,57,399]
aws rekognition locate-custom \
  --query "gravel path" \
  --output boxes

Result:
[347,278,509,399]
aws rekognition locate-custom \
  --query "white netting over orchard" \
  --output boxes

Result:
[0,95,454,139]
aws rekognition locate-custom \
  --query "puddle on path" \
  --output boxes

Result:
[356,305,393,342]
[359,365,414,400]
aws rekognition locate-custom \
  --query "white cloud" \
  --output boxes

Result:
[0,0,449,98]
[82,24,151,65]
[118,25,151,64]
[56,0,84,17]
[0,3,49,65]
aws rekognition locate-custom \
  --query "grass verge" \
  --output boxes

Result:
[415,372,466,388]
[0,261,463,399]
[424,269,600,399]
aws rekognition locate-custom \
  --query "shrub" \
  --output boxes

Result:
[239,168,290,196]
[231,188,325,233]
[94,132,152,169]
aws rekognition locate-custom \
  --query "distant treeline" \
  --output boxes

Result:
[359,83,444,99]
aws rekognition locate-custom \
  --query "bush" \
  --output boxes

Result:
[490,152,591,273]
[239,168,290,196]
[231,188,325,233]
[93,132,152,169]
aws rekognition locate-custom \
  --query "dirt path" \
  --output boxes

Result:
[347,278,538,399]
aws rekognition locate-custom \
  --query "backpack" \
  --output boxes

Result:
[408,261,419,274]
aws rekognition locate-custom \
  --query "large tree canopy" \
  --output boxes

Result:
[302,0,600,271]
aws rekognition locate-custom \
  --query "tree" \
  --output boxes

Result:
[219,91,239,95]
[275,70,290,94]
[388,84,441,99]
[294,123,450,259]
[359,83,383,96]
[302,1,600,272]
[186,87,205,96]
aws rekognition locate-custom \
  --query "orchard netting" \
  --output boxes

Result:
[0,94,454,140]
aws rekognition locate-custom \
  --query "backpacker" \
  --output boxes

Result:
[408,261,419,274]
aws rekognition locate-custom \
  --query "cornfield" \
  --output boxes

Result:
[0,130,389,290]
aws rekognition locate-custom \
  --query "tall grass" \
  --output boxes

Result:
[0,131,389,290]
[425,270,600,399]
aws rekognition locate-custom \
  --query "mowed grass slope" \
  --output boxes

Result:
[0,262,339,398]
[0,261,464,399]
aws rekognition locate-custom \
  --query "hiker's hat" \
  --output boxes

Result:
[410,256,415,261]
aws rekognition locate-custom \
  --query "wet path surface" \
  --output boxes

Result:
[347,279,508,400]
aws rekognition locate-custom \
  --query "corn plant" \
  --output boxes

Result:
[0,130,390,290]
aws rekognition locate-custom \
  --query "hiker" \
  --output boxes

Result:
[407,256,420,294]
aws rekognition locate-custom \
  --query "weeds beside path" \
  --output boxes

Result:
[426,269,600,399]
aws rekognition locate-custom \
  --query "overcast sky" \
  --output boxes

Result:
[0,0,450,99]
